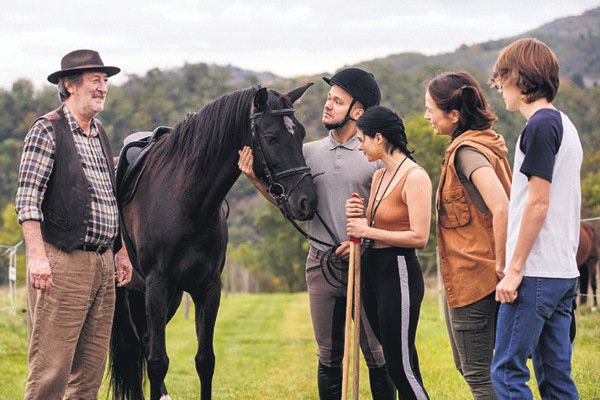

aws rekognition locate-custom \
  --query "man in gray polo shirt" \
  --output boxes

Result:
[239,68,394,399]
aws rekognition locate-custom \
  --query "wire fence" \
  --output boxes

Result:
[582,216,600,222]
[0,241,23,315]
[2,217,598,319]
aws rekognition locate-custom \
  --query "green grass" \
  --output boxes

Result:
[1,288,599,399]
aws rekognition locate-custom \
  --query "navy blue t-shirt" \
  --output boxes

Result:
[519,108,563,182]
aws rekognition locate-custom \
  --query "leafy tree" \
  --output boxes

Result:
[582,150,600,218]
[0,202,22,245]
[404,115,449,274]
[2,23,600,290]
[228,202,309,292]
[0,139,22,204]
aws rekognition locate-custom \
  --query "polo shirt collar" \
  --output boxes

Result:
[328,131,359,150]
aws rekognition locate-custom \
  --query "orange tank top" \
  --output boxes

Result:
[366,166,422,234]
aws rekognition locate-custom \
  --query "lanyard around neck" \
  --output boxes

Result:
[369,156,408,228]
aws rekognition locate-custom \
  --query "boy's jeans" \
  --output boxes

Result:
[492,276,578,400]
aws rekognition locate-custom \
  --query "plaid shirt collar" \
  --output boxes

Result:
[62,104,99,138]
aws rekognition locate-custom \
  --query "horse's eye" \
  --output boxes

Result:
[264,136,278,145]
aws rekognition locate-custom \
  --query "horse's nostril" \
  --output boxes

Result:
[295,197,310,218]
[296,196,317,220]
[299,197,309,213]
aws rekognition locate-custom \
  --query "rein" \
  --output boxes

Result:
[250,107,346,287]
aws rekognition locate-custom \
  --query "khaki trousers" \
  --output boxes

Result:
[25,243,115,400]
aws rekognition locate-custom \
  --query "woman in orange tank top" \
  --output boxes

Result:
[345,105,432,399]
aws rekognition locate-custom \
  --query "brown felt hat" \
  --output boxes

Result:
[47,49,121,84]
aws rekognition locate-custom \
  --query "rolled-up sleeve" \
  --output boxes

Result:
[15,119,55,223]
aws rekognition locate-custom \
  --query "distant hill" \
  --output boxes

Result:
[278,6,600,145]
[360,7,600,87]
[224,65,279,85]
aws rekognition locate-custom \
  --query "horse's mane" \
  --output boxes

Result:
[149,86,259,174]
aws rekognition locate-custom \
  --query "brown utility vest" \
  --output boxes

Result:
[436,129,512,308]
[37,106,117,252]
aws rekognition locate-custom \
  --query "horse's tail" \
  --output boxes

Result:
[109,286,145,399]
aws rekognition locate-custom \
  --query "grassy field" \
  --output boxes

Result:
[1,287,598,399]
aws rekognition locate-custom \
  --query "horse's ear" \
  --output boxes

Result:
[286,82,314,104]
[253,87,269,113]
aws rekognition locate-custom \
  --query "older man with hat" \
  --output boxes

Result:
[16,49,132,399]
[239,67,395,399]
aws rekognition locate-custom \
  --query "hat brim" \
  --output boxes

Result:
[47,65,121,84]
[322,76,333,86]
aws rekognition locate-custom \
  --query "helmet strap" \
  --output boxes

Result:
[324,99,356,130]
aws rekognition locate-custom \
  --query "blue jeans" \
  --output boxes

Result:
[492,276,579,400]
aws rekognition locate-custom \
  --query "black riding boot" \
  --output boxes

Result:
[369,365,396,400]
[318,362,342,400]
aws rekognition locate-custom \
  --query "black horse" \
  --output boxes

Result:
[109,84,318,400]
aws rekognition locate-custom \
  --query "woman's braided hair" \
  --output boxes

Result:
[356,105,415,161]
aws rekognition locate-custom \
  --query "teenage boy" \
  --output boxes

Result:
[490,38,581,399]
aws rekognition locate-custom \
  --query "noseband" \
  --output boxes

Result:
[250,107,312,212]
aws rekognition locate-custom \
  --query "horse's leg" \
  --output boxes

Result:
[130,289,182,399]
[145,278,171,400]
[190,278,221,400]
[591,262,598,308]
[579,263,590,305]
[157,291,184,398]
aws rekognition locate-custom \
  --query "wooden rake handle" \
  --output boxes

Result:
[342,242,355,400]
[352,241,361,400]
[343,193,362,400]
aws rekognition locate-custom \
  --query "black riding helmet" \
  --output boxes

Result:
[322,67,381,130]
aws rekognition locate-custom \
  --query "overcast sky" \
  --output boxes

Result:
[2,0,599,90]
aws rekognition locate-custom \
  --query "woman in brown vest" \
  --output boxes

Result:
[425,71,512,399]
[346,105,432,399]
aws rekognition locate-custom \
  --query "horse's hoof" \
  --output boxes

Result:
[160,395,172,400]
[592,307,597,312]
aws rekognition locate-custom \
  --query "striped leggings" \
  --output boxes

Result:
[362,246,429,400]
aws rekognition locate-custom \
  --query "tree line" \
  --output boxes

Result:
[1,60,599,291]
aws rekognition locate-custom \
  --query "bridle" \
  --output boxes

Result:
[250,107,312,217]
[250,106,347,287]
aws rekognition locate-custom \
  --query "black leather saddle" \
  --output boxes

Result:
[116,126,171,207]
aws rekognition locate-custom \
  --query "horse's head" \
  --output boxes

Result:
[250,83,318,221]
